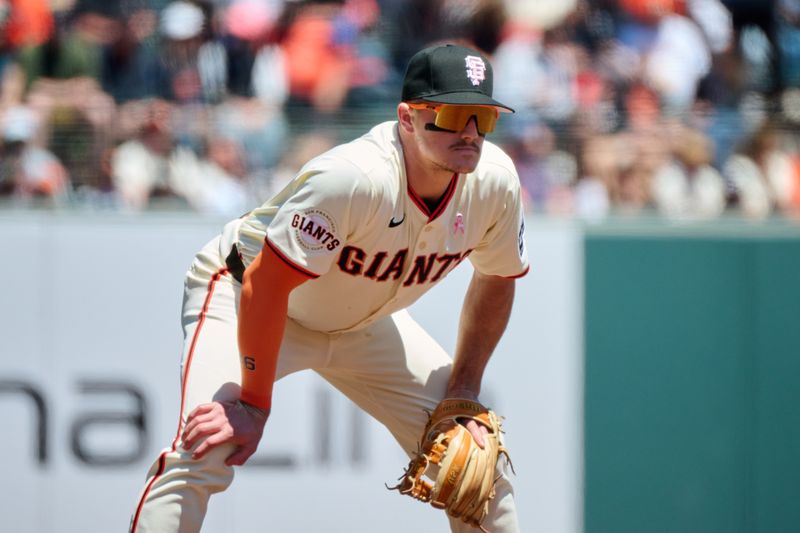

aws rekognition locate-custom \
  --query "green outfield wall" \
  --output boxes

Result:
[584,221,800,533]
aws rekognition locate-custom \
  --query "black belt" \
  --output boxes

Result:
[225,244,246,283]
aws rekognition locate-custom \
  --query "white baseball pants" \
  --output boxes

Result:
[130,235,519,532]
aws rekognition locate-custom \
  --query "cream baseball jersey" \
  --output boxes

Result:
[219,121,529,333]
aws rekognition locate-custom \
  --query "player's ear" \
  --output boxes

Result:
[397,103,415,133]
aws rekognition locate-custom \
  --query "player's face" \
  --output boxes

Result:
[408,105,492,174]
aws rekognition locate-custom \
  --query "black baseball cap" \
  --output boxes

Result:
[401,43,514,113]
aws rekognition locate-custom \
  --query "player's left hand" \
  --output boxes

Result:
[462,418,489,449]
[389,397,509,530]
[181,399,270,466]
[445,390,489,448]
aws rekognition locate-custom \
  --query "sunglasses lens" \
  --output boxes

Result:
[435,106,498,134]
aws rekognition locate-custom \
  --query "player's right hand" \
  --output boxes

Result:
[181,399,270,466]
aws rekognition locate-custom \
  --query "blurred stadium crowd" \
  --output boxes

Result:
[1,0,800,220]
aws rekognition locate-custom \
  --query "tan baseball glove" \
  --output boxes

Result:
[388,398,512,532]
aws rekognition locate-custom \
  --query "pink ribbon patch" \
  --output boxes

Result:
[453,213,465,234]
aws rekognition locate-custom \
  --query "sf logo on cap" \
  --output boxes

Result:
[464,56,486,86]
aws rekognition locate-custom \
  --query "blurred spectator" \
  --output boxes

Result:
[169,134,253,215]
[613,0,715,113]
[212,96,287,176]
[100,4,167,102]
[571,82,674,218]
[723,122,800,218]
[2,0,55,50]
[158,0,226,103]
[499,4,621,130]
[109,95,268,214]
[223,0,284,99]
[616,138,658,213]
[23,75,115,190]
[496,22,588,125]
[109,106,183,209]
[276,0,394,114]
[573,173,611,221]
[382,0,507,78]
[610,84,663,216]
[688,0,735,54]
[491,23,545,118]
[14,5,118,190]
[575,134,618,220]
[17,4,120,88]
[721,0,780,93]
[619,0,685,24]
[506,121,577,215]
[642,12,712,112]
[279,0,353,112]
[503,0,578,34]
[0,59,26,112]
[338,0,394,108]
[440,0,507,54]
[776,0,800,88]
[0,104,70,203]
[250,43,288,108]
[264,130,337,198]
[651,123,727,219]
[695,57,750,169]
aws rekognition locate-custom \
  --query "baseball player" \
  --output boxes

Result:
[130,43,529,532]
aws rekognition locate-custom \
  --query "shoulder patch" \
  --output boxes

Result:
[291,208,341,253]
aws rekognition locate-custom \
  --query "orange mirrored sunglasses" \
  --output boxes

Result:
[407,103,501,135]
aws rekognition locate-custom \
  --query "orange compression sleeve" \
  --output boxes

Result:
[237,243,311,411]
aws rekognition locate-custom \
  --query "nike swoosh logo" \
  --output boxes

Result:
[388,215,405,228]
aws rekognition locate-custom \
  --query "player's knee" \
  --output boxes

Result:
[189,444,237,490]
[152,444,237,492]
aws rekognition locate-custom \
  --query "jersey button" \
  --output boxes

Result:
[424,226,433,232]
[418,242,427,250]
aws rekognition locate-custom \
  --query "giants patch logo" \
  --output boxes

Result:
[464,55,486,86]
[291,209,340,253]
